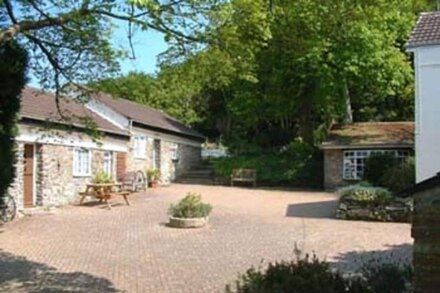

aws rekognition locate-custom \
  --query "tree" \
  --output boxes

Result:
[0,40,27,200]
[0,0,221,198]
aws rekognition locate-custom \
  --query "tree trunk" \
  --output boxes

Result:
[342,80,353,123]
[297,80,316,145]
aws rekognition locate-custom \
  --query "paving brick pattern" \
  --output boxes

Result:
[0,184,412,292]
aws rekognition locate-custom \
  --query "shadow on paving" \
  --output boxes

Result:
[0,250,120,292]
[332,243,413,272]
[285,200,338,219]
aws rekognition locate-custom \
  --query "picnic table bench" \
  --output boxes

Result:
[231,169,257,187]
[79,183,131,209]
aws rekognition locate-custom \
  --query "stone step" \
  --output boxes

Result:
[174,178,216,185]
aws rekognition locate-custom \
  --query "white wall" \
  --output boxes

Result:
[413,45,440,182]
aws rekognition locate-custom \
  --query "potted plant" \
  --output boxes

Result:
[147,168,161,188]
[93,171,113,184]
[168,193,212,228]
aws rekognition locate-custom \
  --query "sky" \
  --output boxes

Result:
[113,20,168,75]
[29,21,168,88]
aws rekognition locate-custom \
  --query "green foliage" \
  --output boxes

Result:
[339,185,393,206]
[363,153,398,186]
[226,254,353,293]
[213,139,322,187]
[226,253,413,293]
[93,171,113,184]
[380,157,415,194]
[0,40,28,199]
[360,257,413,293]
[364,155,415,194]
[168,193,212,218]
[147,169,161,181]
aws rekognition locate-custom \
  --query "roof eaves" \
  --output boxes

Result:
[320,143,414,150]
[20,115,130,137]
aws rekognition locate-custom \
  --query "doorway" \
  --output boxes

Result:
[23,144,35,207]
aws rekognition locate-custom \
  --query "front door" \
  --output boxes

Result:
[116,152,127,181]
[23,144,34,207]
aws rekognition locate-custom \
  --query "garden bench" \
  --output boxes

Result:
[231,169,257,187]
[120,170,146,192]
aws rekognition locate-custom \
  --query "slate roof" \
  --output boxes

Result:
[321,122,414,149]
[92,92,205,141]
[20,87,128,136]
[407,11,440,48]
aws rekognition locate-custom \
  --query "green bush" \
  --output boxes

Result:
[226,254,372,293]
[168,193,212,218]
[339,184,393,206]
[226,254,412,293]
[93,171,113,184]
[361,257,413,293]
[213,139,322,187]
[363,153,398,187]
[380,157,415,194]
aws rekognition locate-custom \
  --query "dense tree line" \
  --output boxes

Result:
[95,0,435,153]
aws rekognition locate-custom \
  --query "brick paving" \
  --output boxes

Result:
[0,184,412,292]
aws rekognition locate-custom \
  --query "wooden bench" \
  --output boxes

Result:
[231,169,257,187]
[107,191,131,206]
[120,170,146,192]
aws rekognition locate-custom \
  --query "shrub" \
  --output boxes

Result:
[213,139,322,187]
[339,184,393,206]
[226,253,412,293]
[147,169,161,181]
[360,257,413,293]
[380,157,415,194]
[93,171,113,184]
[363,153,398,187]
[168,193,212,218]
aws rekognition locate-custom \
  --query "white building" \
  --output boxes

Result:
[407,12,440,182]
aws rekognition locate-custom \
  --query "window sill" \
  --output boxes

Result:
[73,174,92,178]
[134,156,147,160]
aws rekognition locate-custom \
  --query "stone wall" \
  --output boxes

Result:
[324,149,343,190]
[7,143,25,211]
[174,144,201,176]
[336,197,413,222]
[412,185,440,293]
[125,128,202,185]
[9,142,115,210]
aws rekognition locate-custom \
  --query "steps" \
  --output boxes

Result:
[175,165,217,185]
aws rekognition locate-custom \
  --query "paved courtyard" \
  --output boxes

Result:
[0,184,412,292]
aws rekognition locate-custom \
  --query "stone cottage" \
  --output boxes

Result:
[87,91,205,184]
[9,87,204,211]
[320,122,414,190]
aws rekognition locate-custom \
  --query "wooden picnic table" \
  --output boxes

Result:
[79,183,130,209]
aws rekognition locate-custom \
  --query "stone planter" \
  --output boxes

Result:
[168,216,208,228]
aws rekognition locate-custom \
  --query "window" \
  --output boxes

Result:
[343,149,410,180]
[103,151,113,176]
[170,143,179,160]
[133,136,147,158]
[73,148,91,177]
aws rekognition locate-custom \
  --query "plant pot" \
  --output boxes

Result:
[168,216,208,228]
[148,181,159,188]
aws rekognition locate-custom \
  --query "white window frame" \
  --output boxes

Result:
[171,143,179,160]
[133,135,147,159]
[343,149,410,181]
[103,151,113,176]
[73,148,92,177]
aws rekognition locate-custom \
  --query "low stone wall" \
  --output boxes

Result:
[336,197,413,222]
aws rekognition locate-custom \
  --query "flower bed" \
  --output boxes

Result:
[336,184,412,222]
